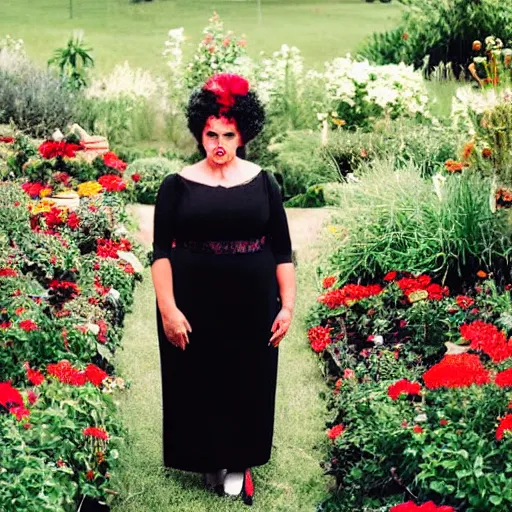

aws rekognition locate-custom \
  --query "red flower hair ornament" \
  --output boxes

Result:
[204,73,250,113]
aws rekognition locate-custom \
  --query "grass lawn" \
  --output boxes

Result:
[1,0,402,75]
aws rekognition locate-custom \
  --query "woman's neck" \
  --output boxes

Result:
[203,157,241,178]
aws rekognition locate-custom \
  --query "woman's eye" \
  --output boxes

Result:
[224,133,235,139]
[206,132,217,138]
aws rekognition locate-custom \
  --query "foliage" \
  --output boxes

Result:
[0,50,77,138]
[325,160,512,289]
[126,157,183,204]
[360,0,512,76]
[48,32,94,90]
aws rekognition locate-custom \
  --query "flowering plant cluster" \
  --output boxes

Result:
[314,57,430,131]
[310,269,512,511]
[0,171,142,508]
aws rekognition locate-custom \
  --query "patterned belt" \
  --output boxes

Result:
[171,235,267,254]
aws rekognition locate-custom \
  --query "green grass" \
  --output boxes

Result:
[1,0,402,75]
[110,227,332,511]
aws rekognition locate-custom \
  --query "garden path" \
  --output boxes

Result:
[112,205,335,511]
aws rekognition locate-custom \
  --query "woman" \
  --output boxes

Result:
[150,73,296,505]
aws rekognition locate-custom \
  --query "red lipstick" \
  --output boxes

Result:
[215,147,226,157]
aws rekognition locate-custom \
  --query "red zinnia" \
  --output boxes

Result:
[387,379,421,400]
[327,424,345,440]
[103,152,127,172]
[460,320,512,363]
[83,426,109,441]
[19,320,38,332]
[308,325,333,353]
[318,283,382,309]
[423,353,490,389]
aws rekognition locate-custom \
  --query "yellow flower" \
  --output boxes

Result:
[31,199,55,215]
[39,187,53,198]
[78,181,102,197]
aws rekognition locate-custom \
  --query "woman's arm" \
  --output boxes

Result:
[276,262,296,314]
[151,259,177,315]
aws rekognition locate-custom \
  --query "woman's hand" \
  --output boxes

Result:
[269,307,293,348]
[161,306,192,350]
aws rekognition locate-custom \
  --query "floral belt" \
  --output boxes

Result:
[171,235,267,255]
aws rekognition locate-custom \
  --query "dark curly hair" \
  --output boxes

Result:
[186,74,265,158]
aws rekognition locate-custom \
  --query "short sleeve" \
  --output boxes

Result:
[266,171,293,264]
[151,173,179,265]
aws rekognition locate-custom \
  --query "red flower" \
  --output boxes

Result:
[0,321,12,330]
[391,502,454,512]
[496,414,512,440]
[38,141,82,159]
[440,419,449,426]
[413,425,423,434]
[67,212,80,230]
[27,391,38,405]
[131,173,141,183]
[384,271,397,281]
[47,361,88,386]
[322,276,337,289]
[0,382,24,409]
[460,320,512,363]
[9,405,30,421]
[0,268,17,277]
[495,368,512,387]
[84,426,109,441]
[327,424,345,440]
[0,136,15,144]
[423,354,490,389]
[85,364,108,387]
[98,174,126,192]
[123,263,135,274]
[426,283,449,301]
[24,362,45,386]
[86,470,95,481]
[343,368,355,379]
[19,320,38,332]
[387,379,421,400]
[456,295,475,310]
[318,283,382,309]
[308,325,333,353]
[103,152,127,172]
[53,171,71,185]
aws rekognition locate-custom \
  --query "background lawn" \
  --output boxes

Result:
[0,0,402,75]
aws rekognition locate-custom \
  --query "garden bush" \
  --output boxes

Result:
[360,0,512,76]
[325,159,512,289]
[0,50,77,138]
[125,157,183,204]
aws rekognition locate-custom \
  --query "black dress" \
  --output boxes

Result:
[151,169,293,472]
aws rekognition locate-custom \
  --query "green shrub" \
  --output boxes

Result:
[0,52,77,138]
[127,157,183,204]
[269,130,340,198]
[327,160,512,288]
[359,0,512,75]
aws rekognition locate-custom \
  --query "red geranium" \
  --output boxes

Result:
[19,320,38,332]
[24,362,45,386]
[423,353,490,389]
[9,405,31,421]
[0,268,17,277]
[460,320,512,363]
[38,140,82,159]
[85,364,108,386]
[495,368,512,387]
[327,424,345,440]
[322,276,337,289]
[103,152,127,172]
[456,295,475,309]
[397,275,449,301]
[308,325,333,353]
[0,382,24,409]
[98,174,126,192]
[84,426,109,441]
[387,379,421,400]
[21,181,49,199]
[0,136,15,144]
[318,283,382,309]
[47,360,88,386]
[496,414,512,440]
[384,271,397,281]
[131,173,141,183]
[67,212,80,230]
[391,501,454,512]
[413,425,424,434]
[27,391,38,405]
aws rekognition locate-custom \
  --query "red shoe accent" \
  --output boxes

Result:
[243,469,254,505]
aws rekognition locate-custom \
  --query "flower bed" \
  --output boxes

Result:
[310,272,512,511]
[0,149,144,509]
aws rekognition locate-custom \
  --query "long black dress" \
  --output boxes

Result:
[151,169,292,472]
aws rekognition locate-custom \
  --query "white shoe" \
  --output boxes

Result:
[223,471,244,496]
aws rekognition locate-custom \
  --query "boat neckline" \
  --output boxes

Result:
[176,170,264,189]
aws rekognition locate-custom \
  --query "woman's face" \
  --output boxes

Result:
[202,116,242,166]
